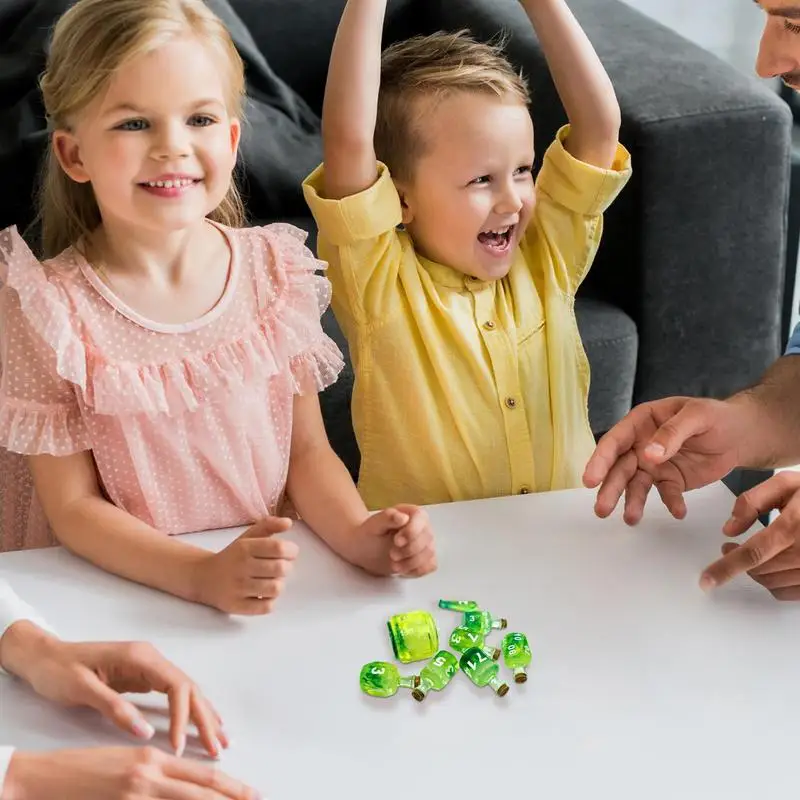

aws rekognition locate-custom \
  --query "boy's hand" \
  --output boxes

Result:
[354,505,437,577]
[193,518,299,616]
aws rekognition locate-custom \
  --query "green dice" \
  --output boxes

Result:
[359,662,420,698]
[463,609,508,635]
[502,632,532,683]
[412,650,459,702]
[460,647,509,696]
[438,599,479,612]
[448,625,500,661]
[387,610,439,663]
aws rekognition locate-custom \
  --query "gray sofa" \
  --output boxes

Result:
[227,0,792,477]
[0,0,792,482]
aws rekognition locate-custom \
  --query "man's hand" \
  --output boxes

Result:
[352,505,437,578]
[2,747,260,800]
[583,397,749,524]
[0,629,227,758]
[701,471,800,598]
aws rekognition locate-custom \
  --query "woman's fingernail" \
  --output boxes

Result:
[132,718,155,740]
[645,443,665,458]
[176,734,186,758]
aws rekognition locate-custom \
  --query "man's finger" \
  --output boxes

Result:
[750,568,800,591]
[583,416,642,489]
[645,401,711,462]
[594,451,639,519]
[770,585,800,602]
[623,469,653,526]
[746,546,800,576]
[722,473,800,537]
[75,670,155,740]
[654,478,688,520]
[700,522,795,590]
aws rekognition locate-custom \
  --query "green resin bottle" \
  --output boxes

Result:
[359,662,420,698]
[448,625,500,661]
[438,599,479,612]
[463,609,508,635]
[460,647,509,697]
[502,633,532,683]
[387,610,439,663]
[412,651,459,702]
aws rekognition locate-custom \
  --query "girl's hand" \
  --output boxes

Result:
[354,505,437,577]
[192,518,299,615]
[3,747,261,800]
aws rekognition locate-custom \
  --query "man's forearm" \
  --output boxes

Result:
[730,355,800,469]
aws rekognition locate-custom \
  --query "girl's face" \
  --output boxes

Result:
[53,36,241,237]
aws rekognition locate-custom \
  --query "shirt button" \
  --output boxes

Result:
[520,486,531,495]
[505,396,517,409]
[483,321,496,331]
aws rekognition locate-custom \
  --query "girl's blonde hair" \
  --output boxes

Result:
[37,0,246,257]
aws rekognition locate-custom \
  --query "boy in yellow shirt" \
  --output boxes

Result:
[303,0,631,509]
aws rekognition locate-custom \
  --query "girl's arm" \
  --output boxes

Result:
[285,393,436,577]
[520,0,621,168]
[321,0,387,200]
[28,452,209,603]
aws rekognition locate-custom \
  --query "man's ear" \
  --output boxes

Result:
[52,130,91,184]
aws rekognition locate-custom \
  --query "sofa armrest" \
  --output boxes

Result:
[429,0,792,402]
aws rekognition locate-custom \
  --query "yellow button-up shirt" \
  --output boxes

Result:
[303,126,631,509]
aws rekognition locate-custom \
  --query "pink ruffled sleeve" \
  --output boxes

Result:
[0,228,89,456]
[255,223,344,396]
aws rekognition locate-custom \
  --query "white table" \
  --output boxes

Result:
[1,483,798,799]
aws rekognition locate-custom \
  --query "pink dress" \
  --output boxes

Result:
[0,222,344,551]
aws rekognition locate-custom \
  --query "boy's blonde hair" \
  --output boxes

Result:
[37,0,246,257]
[376,30,530,182]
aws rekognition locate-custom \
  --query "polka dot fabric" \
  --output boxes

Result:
[0,223,344,550]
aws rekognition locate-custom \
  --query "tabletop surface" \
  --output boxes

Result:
[1,482,797,799]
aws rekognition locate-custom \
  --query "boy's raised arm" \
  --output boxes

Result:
[321,0,387,200]
[520,0,621,168]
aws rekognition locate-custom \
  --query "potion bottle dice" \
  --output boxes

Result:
[460,647,509,697]
[448,625,500,661]
[387,611,439,663]
[438,599,480,612]
[463,609,508,635]
[502,632,532,683]
[412,650,459,702]
[359,662,420,698]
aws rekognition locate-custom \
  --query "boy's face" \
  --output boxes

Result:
[397,92,535,282]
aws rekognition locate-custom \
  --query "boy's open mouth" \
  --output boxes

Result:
[477,225,514,254]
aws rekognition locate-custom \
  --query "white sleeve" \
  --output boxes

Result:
[0,580,56,676]
[0,581,53,638]
[0,747,16,798]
